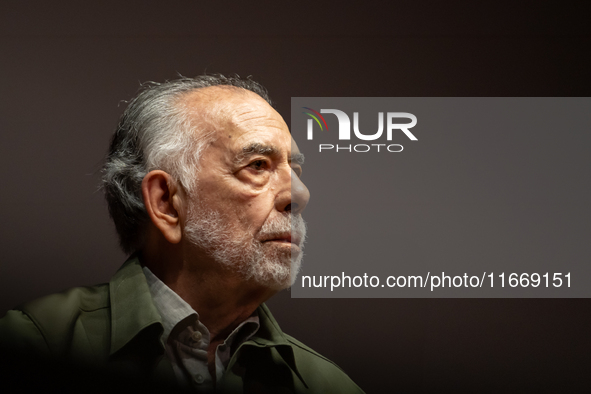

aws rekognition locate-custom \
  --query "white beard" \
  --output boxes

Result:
[184,202,307,290]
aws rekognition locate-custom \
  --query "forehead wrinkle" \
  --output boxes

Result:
[183,88,284,138]
[232,100,286,127]
[233,112,286,131]
[180,86,266,133]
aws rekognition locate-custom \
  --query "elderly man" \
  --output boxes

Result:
[0,75,363,393]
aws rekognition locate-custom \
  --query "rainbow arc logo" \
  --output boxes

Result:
[302,107,329,131]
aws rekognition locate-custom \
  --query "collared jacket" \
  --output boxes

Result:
[0,257,364,393]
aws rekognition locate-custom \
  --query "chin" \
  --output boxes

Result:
[246,247,303,291]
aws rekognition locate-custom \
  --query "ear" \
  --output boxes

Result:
[141,170,184,245]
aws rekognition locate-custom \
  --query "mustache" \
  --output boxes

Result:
[256,213,307,246]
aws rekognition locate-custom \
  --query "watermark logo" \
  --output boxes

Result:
[302,108,418,153]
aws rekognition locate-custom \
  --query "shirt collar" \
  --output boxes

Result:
[142,265,261,354]
[142,265,198,346]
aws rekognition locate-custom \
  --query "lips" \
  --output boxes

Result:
[256,213,306,249]
[260,233,301,247]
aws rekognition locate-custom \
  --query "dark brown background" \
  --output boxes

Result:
[1,1,590,392]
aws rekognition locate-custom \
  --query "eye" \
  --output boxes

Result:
[248,159,267,171]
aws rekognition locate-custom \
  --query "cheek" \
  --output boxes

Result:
[195,175,277,227]
[228,180,276,203]
[235,193,277,227]
[235,171,271,188]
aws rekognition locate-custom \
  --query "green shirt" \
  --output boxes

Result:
[0,257,364,393]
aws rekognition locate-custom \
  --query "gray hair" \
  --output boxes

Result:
[102,74,272,254]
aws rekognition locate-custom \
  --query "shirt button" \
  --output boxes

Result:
[193,374,204,384]
[191,331,202,342]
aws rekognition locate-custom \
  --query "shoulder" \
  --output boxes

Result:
[285,334,365,394]
[0,284,110,357]
[18,283,110,318]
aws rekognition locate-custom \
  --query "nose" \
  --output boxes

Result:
[276,169,310,215]
[289,170,310,215]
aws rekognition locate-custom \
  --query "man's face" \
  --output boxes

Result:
[182,88,310,290]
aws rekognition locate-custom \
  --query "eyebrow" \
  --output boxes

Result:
[234,142,305,166]
[290,152,305,166]
[235,142,279,164]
